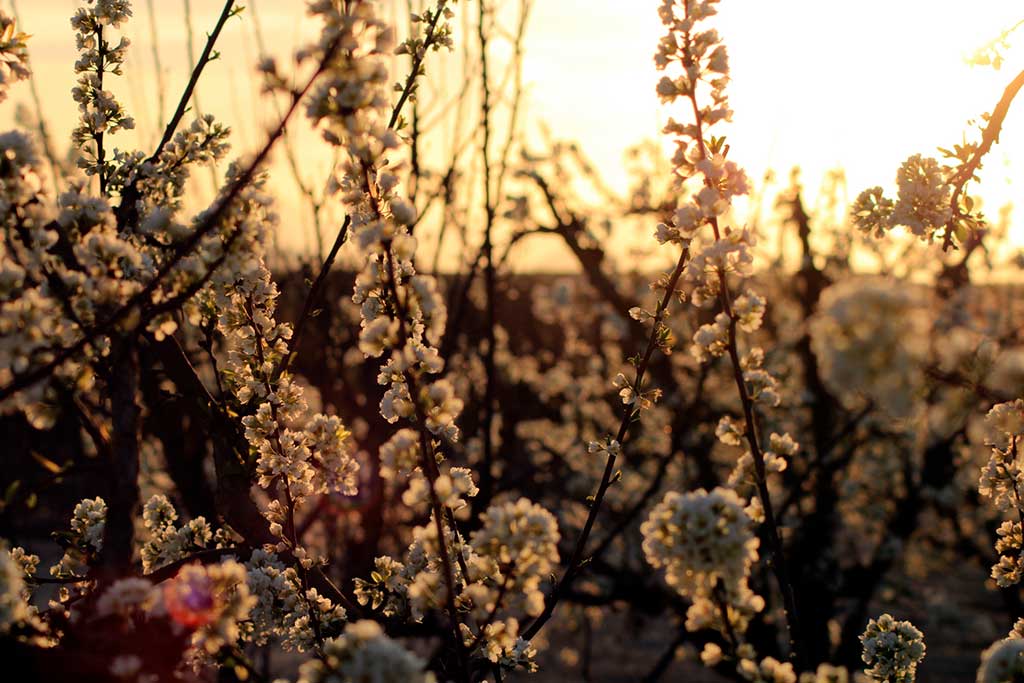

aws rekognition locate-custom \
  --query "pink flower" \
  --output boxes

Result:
[163,565,218,629]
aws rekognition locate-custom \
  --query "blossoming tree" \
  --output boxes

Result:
[2,1,1024,682]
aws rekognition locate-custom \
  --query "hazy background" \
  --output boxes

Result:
[4,0,1024,265]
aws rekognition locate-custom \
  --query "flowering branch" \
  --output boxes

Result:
[0,29,346,402]
[941,67,1024,250]
[522,246,689,641]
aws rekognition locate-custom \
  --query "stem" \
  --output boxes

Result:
[712,580,739,652]
[943,67,1024,251]
[388,1,451,131]
[156,0,235,160]
[95,24,107,197]
[477,0,498,506]
[245,296,324,650]
[676,17,804,658]
[715,273,802,665]
[279,0,451,380]
[277,217,351,379]
[523,246,690,641]
[145,0,167,133]
[102,341,141,575]
[381,248,469,681]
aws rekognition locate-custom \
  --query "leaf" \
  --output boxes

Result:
[31,451,62,474]
[3,480,20,503]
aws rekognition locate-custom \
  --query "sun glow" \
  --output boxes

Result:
[713,1,1024,243]
[4,1,1024,254]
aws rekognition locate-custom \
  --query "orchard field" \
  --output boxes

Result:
[3,2,1024,682]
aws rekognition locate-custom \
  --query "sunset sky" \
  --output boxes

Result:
[4,1,1024,260]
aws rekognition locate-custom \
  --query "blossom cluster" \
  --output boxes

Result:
[221,257,360,510]
[163,560,255,655]
[353,497,557,670]
[642,0,799,662]
[809,278,930,418]
[0,542,36,634]
[641,486,765,640]
[852,155,952,241]
[0,11,29,103]
[0,496,259,673]
[70,0,135,180]
[140,494,227,574]
[245,548,346,651]
[859,614,926,683]
[977,638,1024,683]
[140,491,346,653]
[641,487,758,599]
[51,496,107,580]
[978,400,1024,586]
[297,620,434,683]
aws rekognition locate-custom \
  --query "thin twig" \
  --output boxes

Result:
[942,67,1024,251]
[523,246,690,642]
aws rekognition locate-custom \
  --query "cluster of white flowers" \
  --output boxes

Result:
[132,115,230,212]
[859,614,926,683]
[798,664,852,683]
[352,555,408,616]
[0,12,30,103]
[977,400,1024,586]
[245,548,345,651]
[214,244,359,535]
[470,498,560,618]
[0,542,35,634]
[52,496,107,579]
[141,488,349,654]
[403,465,478,514]
[96,576,157,618]
[306,1,459,441]
[139,494,231,574]
[852,154,952,241]
[809,278,930,419]
[126,484,350,656]
[69,0,135,181]
[0,131,81,422]
[15,491,275,668]
[641,487,763,636]
[725,431,797,502]
[297,620,435,683]
[352,497,556,671]
[0,16,258,427]
[977,638,1024,683]
[737,656,797,683]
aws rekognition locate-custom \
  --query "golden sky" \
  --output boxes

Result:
[5,1,1024,259]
